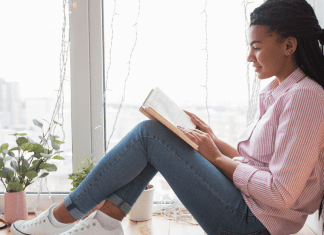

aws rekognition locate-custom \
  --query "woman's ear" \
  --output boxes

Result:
[285,37,298,55]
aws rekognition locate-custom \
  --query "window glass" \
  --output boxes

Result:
[0,1,72,192]
[104,0,267,200]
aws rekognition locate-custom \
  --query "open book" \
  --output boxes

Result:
[139,87,198,150]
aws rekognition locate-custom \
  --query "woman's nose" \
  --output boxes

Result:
[247,49,254,63]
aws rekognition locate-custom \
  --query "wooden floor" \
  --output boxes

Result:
[0,213,317,235]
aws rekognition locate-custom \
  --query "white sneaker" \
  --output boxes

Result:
[59,211,124,235]
[10,203,76,235]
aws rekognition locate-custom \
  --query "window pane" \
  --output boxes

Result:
[104,0,266,200]
[0,1,72,192]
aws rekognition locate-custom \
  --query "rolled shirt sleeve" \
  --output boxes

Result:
[233,89,324,210]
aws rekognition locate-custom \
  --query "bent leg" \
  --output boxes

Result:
[64,120,268,234]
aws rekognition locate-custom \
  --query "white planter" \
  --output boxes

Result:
[129,186,155,221]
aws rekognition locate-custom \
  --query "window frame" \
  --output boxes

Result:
[0,0,105,213]
[70,0,105,172]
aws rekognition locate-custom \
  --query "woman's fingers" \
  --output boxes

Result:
[183,110,208,127]
[178,126,205,144]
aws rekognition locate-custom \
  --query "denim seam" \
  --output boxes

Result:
[121,176,139,201]
[142,135,254,218]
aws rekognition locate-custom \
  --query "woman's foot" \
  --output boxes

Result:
[10,203,76,235]
[59,210,124,235]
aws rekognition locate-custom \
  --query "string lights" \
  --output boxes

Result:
[106,0,141,150]
[243,0,261,126]
[32,0,70,215]
[202,0,210,126]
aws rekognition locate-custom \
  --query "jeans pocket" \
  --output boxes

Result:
[218,230,270,235]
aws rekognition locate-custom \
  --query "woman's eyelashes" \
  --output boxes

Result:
[253,47,260,51]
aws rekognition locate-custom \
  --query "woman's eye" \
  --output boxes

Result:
[254,47,260,51]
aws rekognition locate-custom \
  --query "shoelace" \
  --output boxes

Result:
[62,219,97,234]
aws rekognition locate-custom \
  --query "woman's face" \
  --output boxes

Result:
[247,25,296,82]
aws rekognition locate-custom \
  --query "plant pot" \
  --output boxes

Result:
[4,191,28,224]
[129,186,155,221]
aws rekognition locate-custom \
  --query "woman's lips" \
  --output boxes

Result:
[255,66,262,72]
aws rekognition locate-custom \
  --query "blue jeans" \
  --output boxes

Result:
[64,120,269,235]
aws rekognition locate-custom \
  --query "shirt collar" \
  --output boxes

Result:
[260,67,306,100]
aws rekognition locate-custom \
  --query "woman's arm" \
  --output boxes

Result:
[213,138,239,159]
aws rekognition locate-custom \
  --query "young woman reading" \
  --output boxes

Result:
[11,0,324,234]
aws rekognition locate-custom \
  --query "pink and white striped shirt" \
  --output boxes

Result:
[233,68,324,235]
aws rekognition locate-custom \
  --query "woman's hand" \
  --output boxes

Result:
[177,126,224,165]
[183,110,218,143]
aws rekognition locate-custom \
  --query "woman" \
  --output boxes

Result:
[11,0,324,234]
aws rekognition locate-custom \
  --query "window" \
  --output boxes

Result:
[102,0,266,200]
[0,1,72,193]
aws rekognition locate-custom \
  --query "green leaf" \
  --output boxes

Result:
[39,172,49,178]
[2,149,8,154]
[40,153,52,159]
[7,181,24,192]
[45,164,57,172]
[51,141,60,150]
[0,158,4,168]
[53,120,62,126]
[49,135,55,142]
[39,163,47,169]
[0,143,9,153]
[26,171,38,179]
[10,147,21,151]
[33,119,43,129]
[52,155,65,160]
[54,140,65,145]
[10,161,19,172]
[8,151,15,157]
[32,160,41,166]
[39,136,47,144]
[54,150,64,154]
[11,176,19,182]
[33,153,42,159]
[21,143,34,152]
[0,170,7,178]
[3,168,14,178]
[16,137,28,147]
[32,144,44,153]
[22,159,30,171]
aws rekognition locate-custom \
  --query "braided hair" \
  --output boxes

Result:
[250,0,324,219]
[250,0,324,89]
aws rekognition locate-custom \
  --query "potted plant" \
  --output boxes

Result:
[0,119,65,224]
[129,183,155,221]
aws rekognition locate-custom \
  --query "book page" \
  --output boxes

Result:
[144,87,195,129]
